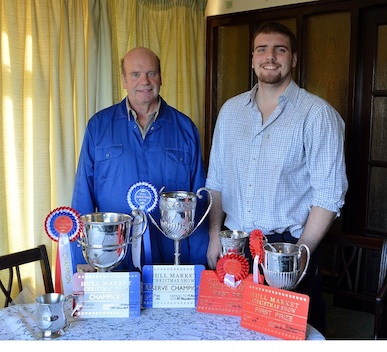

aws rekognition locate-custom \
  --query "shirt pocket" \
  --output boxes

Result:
[95,145,124,182]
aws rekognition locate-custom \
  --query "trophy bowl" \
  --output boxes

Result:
[262,267,301,290]
[159,191,197,241]
[149,187,212,265]
[79,211,146,272]
[261,242,310,290]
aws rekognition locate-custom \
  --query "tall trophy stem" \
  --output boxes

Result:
[174,240,181,265]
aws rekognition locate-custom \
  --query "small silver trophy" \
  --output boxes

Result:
[261,242,310,290]
[219,230,250,257]
[79,210,147,272]
[149,187,213,265]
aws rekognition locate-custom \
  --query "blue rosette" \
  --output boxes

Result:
[127,181,158,213]
[127,181,159,268]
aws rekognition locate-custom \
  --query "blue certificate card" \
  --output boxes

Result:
[142,265,205,308]
[73,272,141,318]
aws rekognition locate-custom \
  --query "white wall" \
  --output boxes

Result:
[205,0,316,17]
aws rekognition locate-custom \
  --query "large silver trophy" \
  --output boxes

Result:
[78,210,147,272]
[149,187,213,265]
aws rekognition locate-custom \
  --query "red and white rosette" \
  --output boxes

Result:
[249,229,265,284]
[216,253,249,288]
[44,207,82,295]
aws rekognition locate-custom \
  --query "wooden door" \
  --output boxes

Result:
[352,5,387,237]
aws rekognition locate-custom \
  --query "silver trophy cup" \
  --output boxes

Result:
[149,187,213,265]
[219,230,250,256]
[261,242,310,290]
[78,210,147,272]
[35,293,80,339]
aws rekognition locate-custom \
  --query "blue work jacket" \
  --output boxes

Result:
[70,97,209,272]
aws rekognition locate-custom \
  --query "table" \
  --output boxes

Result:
[0,303,324,340]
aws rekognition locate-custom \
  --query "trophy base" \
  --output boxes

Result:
[37,325,68,340]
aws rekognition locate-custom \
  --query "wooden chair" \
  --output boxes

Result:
[0,244,54,307]
[320,232,387,339]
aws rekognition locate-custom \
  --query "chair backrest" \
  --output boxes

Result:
[0,244,54,307]
[321,232,387,299]
[320,232,387,339]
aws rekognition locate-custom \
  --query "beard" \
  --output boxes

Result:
[257,71,283,84]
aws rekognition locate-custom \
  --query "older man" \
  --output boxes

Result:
[70,47,209,272]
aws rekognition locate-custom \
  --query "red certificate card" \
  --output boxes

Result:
[241,283,310,340]
[197,270,253,316]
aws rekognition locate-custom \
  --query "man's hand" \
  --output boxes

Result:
[206,236,222,269]
[77,264,96,273]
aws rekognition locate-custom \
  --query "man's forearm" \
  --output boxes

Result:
[208,189,225,238]
[297,206,336,254]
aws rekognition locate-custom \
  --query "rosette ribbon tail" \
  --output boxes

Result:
[55,246,61,293]
[253,255,258,284]
[131,210,151,270]
[131,221,152,270]
[224,274,242,288]
[143,223,152,265]
[253,255,264,284]
[58,233,75,295]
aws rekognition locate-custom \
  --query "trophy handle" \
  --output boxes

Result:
[293,243,310,289]
[147,186,166,235]
[131,208,148,238]
[190,187,213,235]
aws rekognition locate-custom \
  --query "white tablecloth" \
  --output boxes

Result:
[0,303,325,340]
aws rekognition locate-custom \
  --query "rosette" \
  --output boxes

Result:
[216,253,249,283]
[249,229,265,264]
[127,181,158,268]
[127,181,158,213]
[44,206,82,242]
[44,206,81,295]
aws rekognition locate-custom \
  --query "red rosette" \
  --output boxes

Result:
[216,253,249,283]
[44,206,82,242]
[249,229,265,264]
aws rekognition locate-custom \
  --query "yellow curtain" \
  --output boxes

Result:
[0,0,207,300]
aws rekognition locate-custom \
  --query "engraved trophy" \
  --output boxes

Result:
[261,242,310,290]
[148,187,213,265]
[219,230,250,257]
[78,210,147,272]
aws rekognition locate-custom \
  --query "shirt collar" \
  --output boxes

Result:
[249,84,259,105]
[125,97,161,122]
[249,80,299,106]
[279,80,299,106]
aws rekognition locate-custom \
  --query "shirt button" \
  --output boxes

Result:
[106,153,110,157]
